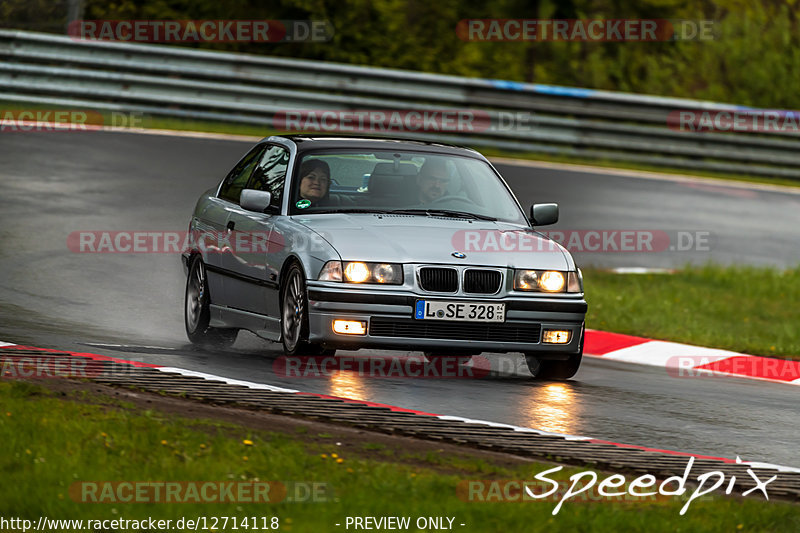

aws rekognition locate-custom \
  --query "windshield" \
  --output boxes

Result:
[288,150,527,224]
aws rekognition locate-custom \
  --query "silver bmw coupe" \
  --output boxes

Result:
[183,135,587,379]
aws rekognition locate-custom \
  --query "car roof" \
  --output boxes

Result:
[264,134,487,159]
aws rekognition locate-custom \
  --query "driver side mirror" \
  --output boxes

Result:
[530,203,558,226]
[240,189,273,213]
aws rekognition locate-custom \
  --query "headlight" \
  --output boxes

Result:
[515,270,580,293]
[319,261,403,285]
[318,261,342,281]
[515,270,539,290]
[539,271,565,292]
[373,263,401,284]
[344,262,371,283]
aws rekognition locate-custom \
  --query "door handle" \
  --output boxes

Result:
[226,220,235,231]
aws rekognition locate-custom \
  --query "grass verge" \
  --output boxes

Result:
[1,379,798,532]
[584,265,800,359]
[480,148,800,190]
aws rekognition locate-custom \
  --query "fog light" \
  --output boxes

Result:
[333,320,367,335]
[543,329,571,344]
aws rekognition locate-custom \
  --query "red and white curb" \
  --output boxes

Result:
[2,339,800,474]
[584,330,800,386]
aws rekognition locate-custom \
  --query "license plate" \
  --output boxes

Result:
[414,300,505,323]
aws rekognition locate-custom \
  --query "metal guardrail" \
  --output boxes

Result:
[2,29,800,178]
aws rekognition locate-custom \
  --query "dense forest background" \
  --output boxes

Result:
[2,0,798,108]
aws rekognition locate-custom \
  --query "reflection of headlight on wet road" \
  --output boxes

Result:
[329,367,368,401]
[524,382,577,434]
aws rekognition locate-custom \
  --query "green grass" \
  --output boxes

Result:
[136,115,271,138]
[584,265,800,359]
[0,380,798,532]
[481,148,800,190]
[3,100,799,190]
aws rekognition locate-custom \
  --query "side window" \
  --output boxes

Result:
[218,145,266,203]
[246,145,289,210]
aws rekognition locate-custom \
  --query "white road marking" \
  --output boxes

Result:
[84,343,178,350]
[599,340,743,367]
[740,461,800,474]
[5,339,800,471]
[156,366,300,393]
[436,415,592,441]
[608,267,676,274]
[110,127,260,142]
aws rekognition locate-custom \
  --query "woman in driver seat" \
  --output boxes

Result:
[298,159,331,205]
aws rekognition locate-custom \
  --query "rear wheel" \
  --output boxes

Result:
[185,256,238,347]
[280,262,335,357]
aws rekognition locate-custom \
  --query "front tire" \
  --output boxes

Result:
[185,256,238,347]
[525,326,584,380]
[524,352,582,380]
[280,262,335,356]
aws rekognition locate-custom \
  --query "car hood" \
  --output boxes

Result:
[292,214,570,270]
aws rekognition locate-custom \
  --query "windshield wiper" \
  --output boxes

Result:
[308,208,394,215]
[389,209,497,221]
[306,207,497,221]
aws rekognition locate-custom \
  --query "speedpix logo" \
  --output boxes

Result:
[459,456,775,515]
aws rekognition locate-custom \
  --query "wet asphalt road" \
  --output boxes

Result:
[0,130,798,466]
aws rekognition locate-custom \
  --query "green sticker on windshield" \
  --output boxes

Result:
[296,199,312,209]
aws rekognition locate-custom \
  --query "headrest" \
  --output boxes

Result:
[371,162,419,176]
[368,162,418,197]
[368,173,409,197]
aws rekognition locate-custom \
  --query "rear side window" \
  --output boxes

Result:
[246,145,290,210]
[218,145,266,203]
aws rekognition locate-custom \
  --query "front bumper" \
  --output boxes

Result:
[306,284,586,357]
